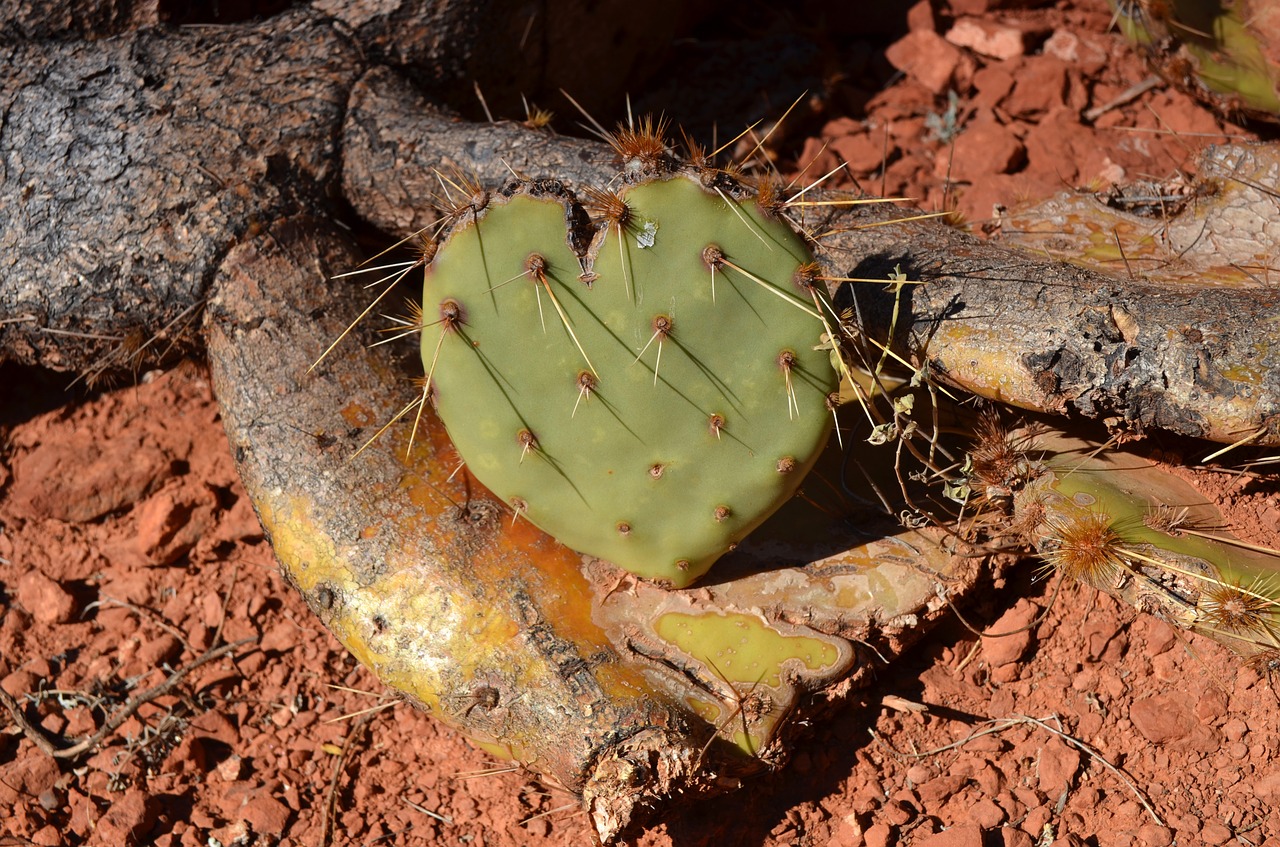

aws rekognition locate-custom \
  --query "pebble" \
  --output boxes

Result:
[980,599,1037,668]
[94,789,157,846]
[1036,737,1081,800]
[1137,824,1173,847]
[1001,829,1035,847]
[864,822,895,847]
[15,571,77,625]
[6,434,171,523]
[1253,769,1280,801]
[945,18,1027,60]
[831,131,896,175]
[884,30,969,96]
[1004,57,1070,118]
[1199,821,1232,845]
[1221,717,1248,742]
[915,823,984,847]
[969,798,1006,828]
[30,826,61,847]
[239,791,292,834]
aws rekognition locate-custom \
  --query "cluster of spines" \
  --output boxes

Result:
[962,414,1280,655]
[319,109,948,586]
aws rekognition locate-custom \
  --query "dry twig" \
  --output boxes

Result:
[0,638,256,760]
[870,713,1164,826]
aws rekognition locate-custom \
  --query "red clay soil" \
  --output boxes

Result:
[3,1,1279,846]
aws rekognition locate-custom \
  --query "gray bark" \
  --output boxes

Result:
[1,7,1276,445]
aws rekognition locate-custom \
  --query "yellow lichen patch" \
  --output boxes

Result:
[653,611,841,688]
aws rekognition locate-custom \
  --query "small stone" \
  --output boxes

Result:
[218,754,247,782]
[136,633,183,669]
[167,734,208,774]
[970,797,1006,828]
[1021,806,1050,839]
[1,669,37,698]
[1036,737,1081,800]
[883,798,916,826]
[1195,687,1228,722]
[238,791,292,834]
[1001,828,1034,847]
[885,30,968,96]
[6,433,171,522]
[1130,694,1197,744]
[1004,57,1069,118]
[208,820,251,847]
[980,598,1037,667]
[1137,824,1173,847]
[31,826,62,847]
[947,0,995,13]
[260,621,298,654]
[95,789,157,846]
[864,822,895,847]
[1253,769,1280,801]
[132,481,218,566]
[0,750,60,805]
[915,823,984,847]
[971,63,1015,111]
[1199,822,1232,845]
[1222,718,1249,742]
[907,0,938,33]
[831,131,896,175]
[15,570,77,624]
[906,764,934,784]
[1044,29,1108,75]
[945,18,1027,60]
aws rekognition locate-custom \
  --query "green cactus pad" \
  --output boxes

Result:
[422,174,837,586]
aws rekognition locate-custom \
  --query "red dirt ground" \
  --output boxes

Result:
[3,1,1278,845]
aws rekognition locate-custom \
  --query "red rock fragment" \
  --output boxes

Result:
[1129,694,1198,744]
[945,17,1027,60]
[1253,769,1280,802]
[239,790,292,835]
[916,823,984,847]
[1199,821,1232,845]
[907,0,938,33]
[7,433,171,523]
[831,130,896,174]
[15,570,77,624]
[1035,737,1081,799]
[885,30,969,95]
[31,825,62,846]
[131,480,218,566]
[94,789,157,846]
[980,598,1037,667]
[1044,29,1108,75]
[971,62,1015,111]
[0,754,60,807]
[864,822,895,847]
[1004,57,1069,118]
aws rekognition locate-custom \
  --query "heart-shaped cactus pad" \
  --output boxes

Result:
[421,170,839,587]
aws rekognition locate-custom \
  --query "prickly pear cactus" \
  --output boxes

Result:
[1113,0,1280,123]
[967,419,1280,660]
[423,171,838,587]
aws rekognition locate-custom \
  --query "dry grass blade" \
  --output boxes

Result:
[0,638,256,760]
[870,713,1164,826]
[320,707,379,847]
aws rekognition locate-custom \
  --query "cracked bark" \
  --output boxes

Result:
[1,9,1276,445]
[0,9,360,371]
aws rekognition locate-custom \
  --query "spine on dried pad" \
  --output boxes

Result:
[969,417,1280,662]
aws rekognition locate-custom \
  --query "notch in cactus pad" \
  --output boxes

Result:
[421,172,838,587]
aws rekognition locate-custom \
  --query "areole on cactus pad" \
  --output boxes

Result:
[421,169,839,586]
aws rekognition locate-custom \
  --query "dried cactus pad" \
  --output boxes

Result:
[423,173,837,586]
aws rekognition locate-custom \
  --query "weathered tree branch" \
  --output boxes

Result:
[2,9,1276,445]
